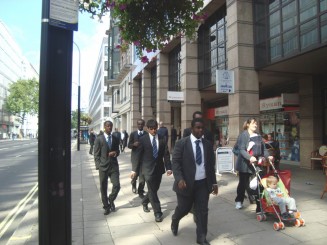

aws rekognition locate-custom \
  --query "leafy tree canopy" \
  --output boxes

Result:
[71,109,93,129]
[5,79,39,124]
[79,0,206,61]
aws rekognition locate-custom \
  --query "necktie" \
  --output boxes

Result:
[195,139,202,165]
[107,134,112,148]
[152,136,158,158]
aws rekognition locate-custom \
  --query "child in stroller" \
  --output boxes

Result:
[252,161,305,230]
[266,175,297,220]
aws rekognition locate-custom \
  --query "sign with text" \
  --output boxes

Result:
[216,70,234,94]
[260,96,282,111]
[167,91,184,102]
[49,0,79,31]
[216,147,235,175]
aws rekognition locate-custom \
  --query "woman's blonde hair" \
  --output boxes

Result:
[266,175,278,187]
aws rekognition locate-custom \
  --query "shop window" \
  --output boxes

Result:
[168,45,181,91]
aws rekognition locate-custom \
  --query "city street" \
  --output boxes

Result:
[0,139,38,245]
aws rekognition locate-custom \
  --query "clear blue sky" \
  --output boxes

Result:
[0,0,110,110]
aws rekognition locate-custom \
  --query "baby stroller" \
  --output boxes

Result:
[251,160,305,231]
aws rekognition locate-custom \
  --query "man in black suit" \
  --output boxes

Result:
[131,119,172,222]
[157,121,169,144]
[128,119,146,197]
[182,111,214,146]
[94,120,121,215]
[171,118,218,245]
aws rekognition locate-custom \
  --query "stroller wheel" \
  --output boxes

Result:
[273,222,280,231]
[279,222,285,230]
[294,219,301,227]
[256,214,265,222]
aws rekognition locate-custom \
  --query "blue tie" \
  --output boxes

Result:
[107,134,112,148]
[195,139,202,165]
[152,136,158,158]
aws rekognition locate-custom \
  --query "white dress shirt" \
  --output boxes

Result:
[190,134,206,180]
[149,133,159,152]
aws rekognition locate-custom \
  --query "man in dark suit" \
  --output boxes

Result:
[171,118,218,245]
[157,121,169,144]
[89,128,96,155]
[131,119,172,222]
[94,120,121,215]
[182,111,214,146]
[128,119,147,197]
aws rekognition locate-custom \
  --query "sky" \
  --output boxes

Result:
[0,0,110,111]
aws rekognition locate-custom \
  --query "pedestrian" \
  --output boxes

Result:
[94,120,121,215]
[171,125,177,150]
[128,119,146,197]
[131,119,172,223]
[182,111,214,146]
[157,121,169,144]
[171,117,218,245]
[264,133,281,170]
[122,130,129,152]
[177,126,181,140]
[234,118,273,213]
[89,128,96,155]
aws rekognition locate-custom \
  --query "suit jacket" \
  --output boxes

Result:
[128,130,148,166]
[133,134,171,177]
[183,127,214,145]
[94,133,120,171]
[172,136,217,196]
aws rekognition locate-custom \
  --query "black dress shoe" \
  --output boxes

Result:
[109,201,116,212]
[155,213,163,222]
[143,204,150,213]
[171,219,179,236]
[196,240,210,245]
[103,208,110,215]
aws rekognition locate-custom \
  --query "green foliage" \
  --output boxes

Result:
[71,109,92,129]
[79,0,206,60]
[5,79,39,124]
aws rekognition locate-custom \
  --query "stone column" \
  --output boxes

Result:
[142,69,153,122]
[157,53,172,148]
[180,37,201,131]
[227,0,259,143]
[299,76,322,169]
[130,78,142,131]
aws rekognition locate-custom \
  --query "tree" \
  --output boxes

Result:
[71,109,92,128]
[79,0,206,61]
[5,79,39,124]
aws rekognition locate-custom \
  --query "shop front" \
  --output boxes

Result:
[214,106,229,148]
[260,94,300,163]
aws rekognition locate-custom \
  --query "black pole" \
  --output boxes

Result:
[77,85,81,151]
[39,0,72,244]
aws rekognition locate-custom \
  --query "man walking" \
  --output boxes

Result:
[89,128,96,155]
[171,118,218,245]
[94,120,121,215]
[131,119,172,222]
[128,119,146,197]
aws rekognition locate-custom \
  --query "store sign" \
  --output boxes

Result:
[216,147,236,176]
[260,97,282,111]
[215,106,228,117]
[281,93,299,106]
[167,91,184,102]
[216,70,235,93]
[49,0,79,31]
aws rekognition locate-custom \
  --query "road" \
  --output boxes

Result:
[0,139,38,245]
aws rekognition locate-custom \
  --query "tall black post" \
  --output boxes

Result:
[38,0,72,244]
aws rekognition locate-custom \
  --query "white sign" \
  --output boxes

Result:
[260,96,282,111]
[216,70,235,93]
[167,91,184,102]
[216,147,235,175]
[49,0,79,31]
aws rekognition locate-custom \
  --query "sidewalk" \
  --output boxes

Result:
[8,143,327,245]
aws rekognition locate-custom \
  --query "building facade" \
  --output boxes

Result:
[100,0,327,168]
[0,20,38,139]
[88,37,111,134]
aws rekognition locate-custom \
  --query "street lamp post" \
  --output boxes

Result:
[73,41,81,151]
